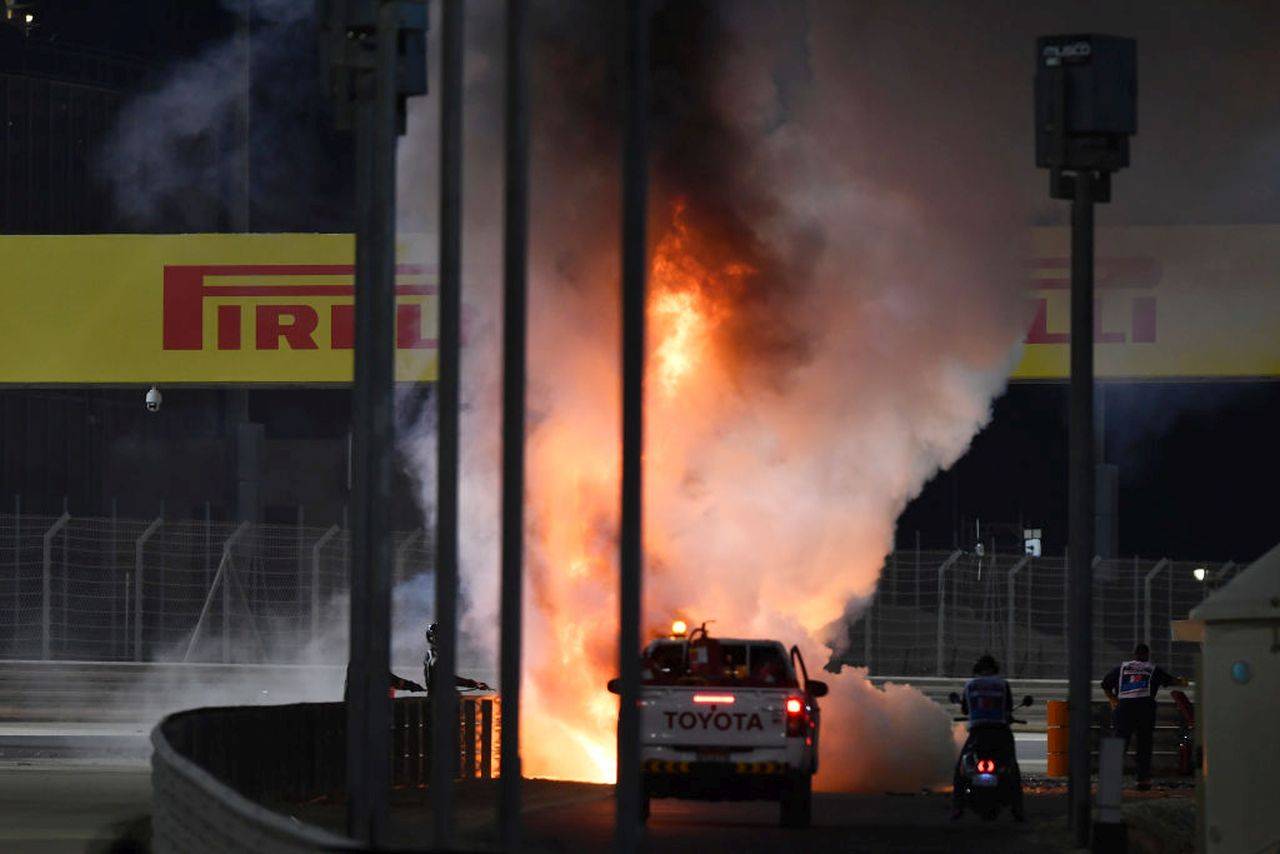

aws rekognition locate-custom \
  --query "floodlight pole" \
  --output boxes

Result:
[499,0,530,849]
[432,0,465,848]
[320,2,426,845]
[1067,167,1096,844]
[616,1,649,852]
[1036,35,1135,845]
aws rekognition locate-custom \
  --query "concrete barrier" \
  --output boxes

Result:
[150,697,499,853]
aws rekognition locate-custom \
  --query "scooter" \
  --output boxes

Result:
[949,692,1034,821]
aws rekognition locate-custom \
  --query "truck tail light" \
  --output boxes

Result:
[785,696,805,737]
[693,693,735,704]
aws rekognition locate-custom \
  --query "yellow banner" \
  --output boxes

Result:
[0,229,1277,383]
[1014,225,1280,380]
[0,233,436,383]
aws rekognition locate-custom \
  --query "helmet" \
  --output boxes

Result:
[973,654,999,675]
[426,623,438,647]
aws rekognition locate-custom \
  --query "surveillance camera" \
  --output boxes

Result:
[145,386,162,413]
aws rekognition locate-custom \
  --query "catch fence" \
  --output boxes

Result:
[0,510,1233,677]
[839,549,1238,678]
[0,510,431,664]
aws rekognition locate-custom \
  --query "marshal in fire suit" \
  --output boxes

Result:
[952,655,1025,821]
[1101,643,1187,789]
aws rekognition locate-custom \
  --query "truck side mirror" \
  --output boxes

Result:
[1021,695,1034,707]
[607,678,621,695]
[948,692,961,704]
[806,680,828,698]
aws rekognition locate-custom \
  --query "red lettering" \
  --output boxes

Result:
[331,304,354,349]
[256,305,319,350]
[217,305,242,350]
[1025,298,1067,344]
[1094,294,1125,343]
[396,303,436,349]
[1131,296,1156,343]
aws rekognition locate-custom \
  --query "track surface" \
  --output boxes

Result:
[0,759,150,853]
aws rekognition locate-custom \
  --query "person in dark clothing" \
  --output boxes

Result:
[424,623,492,696]
[951,654,1025,822]
[1101,642,1188,790]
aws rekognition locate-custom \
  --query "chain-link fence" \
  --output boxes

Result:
[838,550,1239,679]
[1,510,1236,676]
[0,510,432,664]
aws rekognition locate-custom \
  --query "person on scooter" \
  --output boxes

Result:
[1101,643,1188,790]
[951,654,1025,822]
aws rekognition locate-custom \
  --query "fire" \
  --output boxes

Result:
[518,199,777,783]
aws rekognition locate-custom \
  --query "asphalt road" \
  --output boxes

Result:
[521,788,1076,854]
[0,759,150,854]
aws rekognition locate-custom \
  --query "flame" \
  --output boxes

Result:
[518,199,786,784]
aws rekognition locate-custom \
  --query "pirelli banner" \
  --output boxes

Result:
[0,233,436,383]
[0,228,1277,384]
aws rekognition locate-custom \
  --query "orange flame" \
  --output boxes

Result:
[518,200,828,784]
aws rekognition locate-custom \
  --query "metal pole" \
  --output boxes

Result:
[41,513,70,660]
[935,550,960,676]
[134,517,162,661]
[432,0,465,846]
[12,496,19,649]
[1006,555,1030,677]
[346,2,400,842]
[500,0,530,847]
[1067,168,1096,843]
[111,500,118,659]
[1143,559,1168,654]
[296,505,305,643]
[616,2,649,850]
[312,525,339,646]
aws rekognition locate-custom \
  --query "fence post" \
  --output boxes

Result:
[1006,555,1031,678]
[296,506,305,640]
[1132,555,1139,646]
[936,550,961,676]
[1143,558,1169,651]
[41,513,70,660]
[223,522,250,663]
[134,517,163,661]
[110,501,118,659]
[12,496,18,649]
[312,525,340,645]
[395,529,423,581]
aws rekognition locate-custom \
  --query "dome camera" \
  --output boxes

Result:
[145,385,162,413]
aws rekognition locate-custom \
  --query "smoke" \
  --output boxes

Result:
[384,0,1031,791]
[97,1,343,231]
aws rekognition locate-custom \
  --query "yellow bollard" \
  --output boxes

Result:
[1046,699,1069,776]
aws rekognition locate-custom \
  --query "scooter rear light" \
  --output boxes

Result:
[976,758,996,773]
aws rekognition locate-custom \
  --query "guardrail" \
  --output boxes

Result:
[152,696,499,853]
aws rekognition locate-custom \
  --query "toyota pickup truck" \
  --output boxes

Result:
[609,622,828,828]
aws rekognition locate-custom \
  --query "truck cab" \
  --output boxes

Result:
[609,622,827,828]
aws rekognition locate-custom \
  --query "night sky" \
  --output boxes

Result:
[6,1,1279,564]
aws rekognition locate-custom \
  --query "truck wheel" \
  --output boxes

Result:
[779,774,812,828]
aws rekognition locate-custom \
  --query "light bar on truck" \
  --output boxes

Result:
[692,693,735,704]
